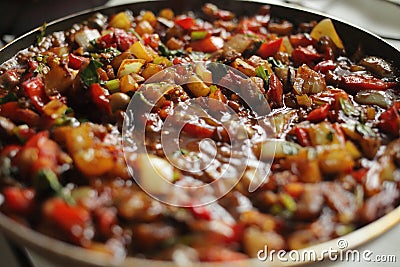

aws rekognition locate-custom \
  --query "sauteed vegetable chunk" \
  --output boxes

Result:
[0,3,399,262]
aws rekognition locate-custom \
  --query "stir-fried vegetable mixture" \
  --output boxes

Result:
[0,3,399,262]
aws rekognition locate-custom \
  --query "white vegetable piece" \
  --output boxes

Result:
[74,29,101,50]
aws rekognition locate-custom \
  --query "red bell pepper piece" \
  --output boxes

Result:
[190,36,224,53]
[182,121,215,139]
[294,127,311,146]
[340,75,397,93]
[237,18,261,33]
[291,46,322,66]
[289,33,314,47]
[90,83,111,114]
[68,54,88,70]
[257,38,283,58]
[44,198,91,245]
[3,187,35,215]
[378,102,400,137]
[98,32,116,49]
[23,131,60,174]
[267,73,284,108]
[351,168,368,183]
[314,60,337,73]
[307,103,330,123]
[174,16,196,30]
[188,205,212,220]
[22,76,48,111]
[3,187,35,214]
[0,102,40,126]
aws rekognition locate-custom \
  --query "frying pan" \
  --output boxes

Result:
[0,0,399,266]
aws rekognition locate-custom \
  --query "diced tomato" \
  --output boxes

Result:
[267,73,284,108]
[190,36,224,53]
[237,18,261,33]
[174,16,196,30]
[314,60,336,73]
[378,102,400,137]
[98,33,116,49]
[44,198,91,245]
[257,38,283,58]
[68,54,88,70]
[351,168,368,183]
[307,103,330,122]
[90,83,111,114]
[114,28,136,51]
[182,122,215,139]
[294,127,311,146]
[339,75,397,93]
[0,102,40,126]
[291,46,322,66]
[98,28,136,51]
[24,131,60,174]
[225,223,244,243]
[173,57,188,65]
[142,33,161,50]
[188,205,212,220]
[22,76,48,111]
[94,207,117,237]
[3,187,35,215]
[289,33,314,47]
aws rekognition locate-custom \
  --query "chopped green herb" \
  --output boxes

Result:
[34,169,75,205]
[180,149,189,155]
[280,193,297,212]
[33,62,46,75]
[0,93,18,105]
[80,59,103,87]
[158,43,186,59]
[255,65,270,86]
[326,131,334,142]
[36,22,47,44]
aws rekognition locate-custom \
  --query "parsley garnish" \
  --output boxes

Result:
[80,59,103,87]
[158,43,186,59]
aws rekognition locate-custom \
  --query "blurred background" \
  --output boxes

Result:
[0,0,107,47]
